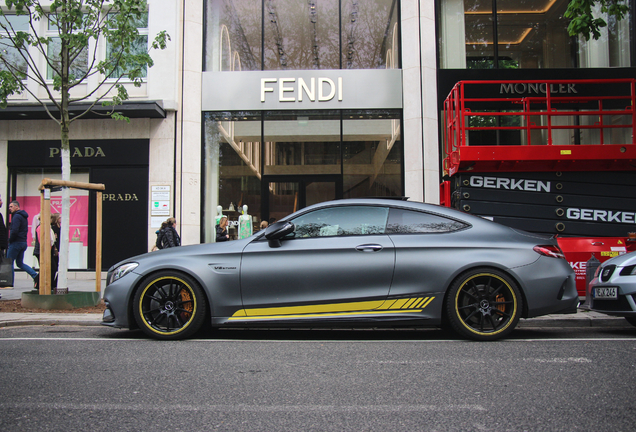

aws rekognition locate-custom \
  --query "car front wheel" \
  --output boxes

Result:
[446,269,522,341]
[625,316,636,328]
[133,272,207,340]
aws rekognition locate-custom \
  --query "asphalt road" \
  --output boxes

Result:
[0,326,634,432]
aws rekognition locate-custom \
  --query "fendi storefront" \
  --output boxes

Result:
[7,140,149,270]
[202,0,404,242]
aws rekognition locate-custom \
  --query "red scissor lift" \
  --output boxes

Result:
[440,79,636,297]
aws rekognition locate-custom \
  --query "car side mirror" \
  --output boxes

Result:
[264,221,295,248]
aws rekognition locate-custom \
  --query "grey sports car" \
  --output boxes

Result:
[586,251,636,327]
[102,198,579,341]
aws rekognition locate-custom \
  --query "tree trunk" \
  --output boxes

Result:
[58,6,71,293]
[58,122,71,292]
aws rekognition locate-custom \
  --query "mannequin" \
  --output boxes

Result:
[215,205,225,225]
[238,205,253,239]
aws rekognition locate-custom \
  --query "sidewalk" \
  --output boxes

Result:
[0,272,105,327]
[0,272,633,330]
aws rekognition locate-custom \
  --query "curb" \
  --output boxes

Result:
[0,315,103,328]
[518,317,631,329]
[0,315,633,330]
[0,320,103,328]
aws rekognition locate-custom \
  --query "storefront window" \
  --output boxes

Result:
[205,0,262,71]
[264,111,340,175]
[343,110,402,198]
[204,112,263,242]
[439,0,632,69]
[264,0,340,70]
[205,0,400,71]
[13,170,90,270]
[204,109,404,241]
[342,0,399,69]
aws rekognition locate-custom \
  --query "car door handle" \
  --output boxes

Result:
[356,244,383,252]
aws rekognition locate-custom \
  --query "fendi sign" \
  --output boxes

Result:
[202,69,403,111]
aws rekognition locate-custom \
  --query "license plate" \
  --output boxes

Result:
[594,287,618,299]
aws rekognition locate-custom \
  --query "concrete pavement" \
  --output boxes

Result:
[0,272,105,327]
[0,271,633,330]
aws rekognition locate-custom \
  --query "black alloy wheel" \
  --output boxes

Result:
[133,271,207,340]
[447,268,522,341]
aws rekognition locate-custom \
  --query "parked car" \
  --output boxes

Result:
[586,251,636,327]
[102,198,579,341]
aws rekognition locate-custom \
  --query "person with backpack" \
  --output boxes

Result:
[159,218,181,249]
[154,221,167,250]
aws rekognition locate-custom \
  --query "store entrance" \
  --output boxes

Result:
[263,175,342,224]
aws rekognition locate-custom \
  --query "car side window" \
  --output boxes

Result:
[386,208,468,234]
[291,206,389,238]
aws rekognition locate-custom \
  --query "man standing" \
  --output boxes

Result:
[7,200,38,286]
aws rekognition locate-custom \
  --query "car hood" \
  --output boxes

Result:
[108,236,257,273]
[598,250,636,268]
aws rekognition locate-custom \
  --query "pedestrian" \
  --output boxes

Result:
[161,217,181,248]
[0,194,7,255]
[260,220,269,231]
[216,216,230,242]
[50,213,61,289]
[34,213,59,290]
[153,221,167,251]
[32,214,41,266]
[0,195,7,297]
[7,200,38,287]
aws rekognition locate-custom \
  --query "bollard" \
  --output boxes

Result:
[583,253,601,308]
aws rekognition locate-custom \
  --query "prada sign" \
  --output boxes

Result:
[49,146,106,158]
[8,139,149,167]
[202,69,403,111]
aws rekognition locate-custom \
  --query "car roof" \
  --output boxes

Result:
[281,198,486,225]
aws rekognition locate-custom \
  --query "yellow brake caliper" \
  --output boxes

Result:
[180,289,194,321]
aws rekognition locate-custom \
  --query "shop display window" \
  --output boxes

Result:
[205,0,400,71]
[439,0,631,69]
[12,170,90,270]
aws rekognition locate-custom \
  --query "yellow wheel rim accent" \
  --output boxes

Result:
[138,276,197,336]
[454,273,517,336]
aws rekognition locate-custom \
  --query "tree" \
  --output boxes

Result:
[565,0,630,40]
[0,0,169,291]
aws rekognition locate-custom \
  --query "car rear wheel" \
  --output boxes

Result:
[446,269,522,341]
[625,317,636,328]
[133,272,207,340]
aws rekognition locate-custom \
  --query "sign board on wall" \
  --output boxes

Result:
[151,186,171,217]
[202,69,403,111]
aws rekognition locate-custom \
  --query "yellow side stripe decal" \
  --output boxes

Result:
[229,309,425,321]
[229,296,435,321]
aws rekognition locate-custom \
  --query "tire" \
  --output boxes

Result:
[446,268,523,341]
[625,316,636,328]
[133,271,207,340]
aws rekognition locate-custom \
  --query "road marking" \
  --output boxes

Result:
[0,401,486,412]
[0,337,635,342]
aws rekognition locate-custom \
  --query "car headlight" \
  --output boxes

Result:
[620,265,636,276]
[108,263,139,285]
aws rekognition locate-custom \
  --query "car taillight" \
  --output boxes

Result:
[533,245,566,259]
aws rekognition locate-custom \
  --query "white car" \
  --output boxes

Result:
[587,251,636,327]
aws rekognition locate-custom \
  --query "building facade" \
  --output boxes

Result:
[1,0,634,270]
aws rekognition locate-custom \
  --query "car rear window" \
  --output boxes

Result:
[387,208,468,234]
